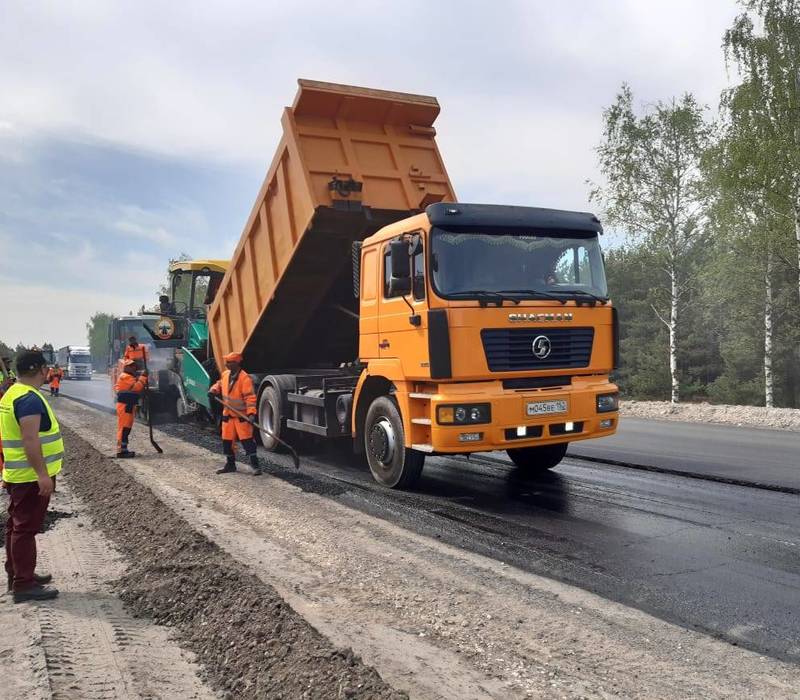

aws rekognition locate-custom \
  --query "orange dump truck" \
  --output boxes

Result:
[209,79,619,488]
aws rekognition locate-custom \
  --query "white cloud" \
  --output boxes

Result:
[0,0,739,167]
[113,219,176,248]
[0,276,147,348]
[111,202,208,250]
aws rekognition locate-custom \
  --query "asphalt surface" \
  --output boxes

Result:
[568,417,800,492]
[56,374,114,410]
[59,379,800,662]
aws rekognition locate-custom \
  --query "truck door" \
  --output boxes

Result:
[378,235,428,372]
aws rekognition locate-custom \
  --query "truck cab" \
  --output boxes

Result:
[167,260,228,354]
[58,345,92,379]
[353,202,618,486]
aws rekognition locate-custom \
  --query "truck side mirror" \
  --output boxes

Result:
[389,239,411,296]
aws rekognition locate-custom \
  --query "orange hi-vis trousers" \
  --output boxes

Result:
[116,403,136,451]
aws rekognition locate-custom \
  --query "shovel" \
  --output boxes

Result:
[211,394,300,470]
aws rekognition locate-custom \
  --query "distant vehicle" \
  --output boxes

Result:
[57,345,93,380]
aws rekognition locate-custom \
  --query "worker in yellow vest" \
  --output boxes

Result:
[0,350,61,603]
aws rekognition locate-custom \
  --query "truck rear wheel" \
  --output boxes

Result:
[258,385,283,450]
[506,443,568,471]
[364,396,424,489]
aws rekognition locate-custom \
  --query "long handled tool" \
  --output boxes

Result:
[210,394,300,470]
[140,350,163,454]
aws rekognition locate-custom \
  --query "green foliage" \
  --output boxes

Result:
[597,1,800,408]
[85,312,114,369]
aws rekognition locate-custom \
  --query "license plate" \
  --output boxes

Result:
[526,399,568,416]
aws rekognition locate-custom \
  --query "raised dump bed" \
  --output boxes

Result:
[209,79,456,370]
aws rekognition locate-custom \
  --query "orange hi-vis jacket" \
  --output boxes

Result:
[47,368,63,388]
[210,370,257,418]
[115,371,148,408]
[123,344,149,364]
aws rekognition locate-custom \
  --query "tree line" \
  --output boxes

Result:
[595,0,800,407]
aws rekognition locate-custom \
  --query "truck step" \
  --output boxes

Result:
[287,392,325,407]
[286,419,329,436]
[409,393,435,400]
[411,418,432,425]
[411,443,434,453]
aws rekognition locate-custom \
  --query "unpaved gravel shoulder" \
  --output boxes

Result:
[60,425,405,700]
[623,399,800,431]
[1,479,215,700]
[58,399,800,700]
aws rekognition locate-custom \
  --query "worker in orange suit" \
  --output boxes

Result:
[208,352,261,475]
[114,360,148,458]
[46,365,63,397]
[123,337,148,365]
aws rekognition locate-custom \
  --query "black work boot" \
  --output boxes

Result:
[9,572,53,592]
[249,455,262,476]
[216,458,237,475]
[13,584,60,603]
[116,450,136,458]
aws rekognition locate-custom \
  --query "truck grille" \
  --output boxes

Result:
[481,327,594,372]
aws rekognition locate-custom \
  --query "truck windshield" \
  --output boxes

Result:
[430,227,608,301]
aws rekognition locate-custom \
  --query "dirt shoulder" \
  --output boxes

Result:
[57,399,800,699]
[622,399,800,431]
[0,478,215,700]
[60,426,406,700]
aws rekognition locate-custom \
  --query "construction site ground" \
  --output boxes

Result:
[2,398,799,699]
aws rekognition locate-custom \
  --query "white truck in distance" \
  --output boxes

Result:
[57,345,93,380]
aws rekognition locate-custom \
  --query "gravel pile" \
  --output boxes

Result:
[622,400,800,432]
[62,427,406,700]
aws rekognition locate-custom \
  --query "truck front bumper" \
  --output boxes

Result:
[423,377,618,454]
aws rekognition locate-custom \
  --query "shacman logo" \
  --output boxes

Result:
[509,312,573,322]
[532,335,552,359]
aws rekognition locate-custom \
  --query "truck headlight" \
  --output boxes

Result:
[596,393,619,413]
[437,403,491,425]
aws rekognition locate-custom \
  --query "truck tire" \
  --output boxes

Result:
[364,396,424,489]
[258,385,283,450]
[506,443,568,471]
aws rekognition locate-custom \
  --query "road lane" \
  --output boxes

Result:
[567,417,800,491]
[58,373,114,410]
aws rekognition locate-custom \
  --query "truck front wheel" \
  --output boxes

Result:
[506,443,568,471]
[364,396,424,489]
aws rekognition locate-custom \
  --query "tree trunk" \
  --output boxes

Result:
[764,247,774,409]
[669,268,679,404]
[795,200,800,306]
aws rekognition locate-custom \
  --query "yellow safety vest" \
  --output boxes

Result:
[0,383,64,483]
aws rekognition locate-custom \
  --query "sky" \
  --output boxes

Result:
[0,0,743,348]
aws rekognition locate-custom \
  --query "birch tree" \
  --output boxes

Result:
[591,86,712,403]
[724,0,800,305]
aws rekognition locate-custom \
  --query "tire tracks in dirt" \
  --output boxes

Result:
[1,479,215,700]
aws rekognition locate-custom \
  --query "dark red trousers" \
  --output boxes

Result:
[4,480,52,592]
